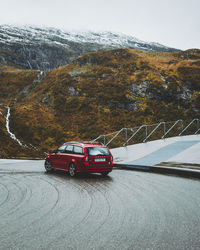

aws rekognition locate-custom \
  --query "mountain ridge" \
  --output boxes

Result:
[0,25,180,70]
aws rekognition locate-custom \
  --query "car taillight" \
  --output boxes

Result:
[83,154,89,167]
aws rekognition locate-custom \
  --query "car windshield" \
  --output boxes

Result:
[87,147,110,156]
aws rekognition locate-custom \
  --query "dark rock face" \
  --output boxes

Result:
[0,25,180,70]
[0,40,98,70]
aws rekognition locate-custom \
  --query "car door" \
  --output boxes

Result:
[50,152,58,168]
[59,145,74,170]
[73,146,84,170]
[53,145,67,169]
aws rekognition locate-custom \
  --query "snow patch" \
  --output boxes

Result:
[0,24,177,51]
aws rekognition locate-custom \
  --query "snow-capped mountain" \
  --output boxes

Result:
[0,25,179,70]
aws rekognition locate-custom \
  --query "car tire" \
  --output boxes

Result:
[69,163,76,177]
[45,159,53,172]
[101,171,109,176]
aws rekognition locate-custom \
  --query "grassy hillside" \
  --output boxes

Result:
[0,48,200,158]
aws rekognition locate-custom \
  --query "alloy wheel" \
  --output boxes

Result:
[69,163,76,177]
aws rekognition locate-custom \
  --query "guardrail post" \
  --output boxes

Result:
[194,119,200,134]
[181,120,183,131]
[197,119,200,131]
[145,125,148,141]
[163,122,166,138]
[125,128,128,146]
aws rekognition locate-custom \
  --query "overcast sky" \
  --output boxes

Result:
[0,0,199,50]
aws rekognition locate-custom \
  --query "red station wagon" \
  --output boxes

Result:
[44,141,113,177]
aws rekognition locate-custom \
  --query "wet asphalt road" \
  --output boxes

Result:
[0,160,200,250]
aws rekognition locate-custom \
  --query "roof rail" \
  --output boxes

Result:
[64,141,81,144]
[64,141,105,145]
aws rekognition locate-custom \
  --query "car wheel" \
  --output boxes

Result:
[45,159,52,172]
[69,163,76,177]
[101,171,109,176]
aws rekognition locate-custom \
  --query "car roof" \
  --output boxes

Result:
[63,141,106,148]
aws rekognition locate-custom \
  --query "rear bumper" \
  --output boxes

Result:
[78,164,113,173]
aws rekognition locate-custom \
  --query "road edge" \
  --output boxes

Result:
[114,163,200,179]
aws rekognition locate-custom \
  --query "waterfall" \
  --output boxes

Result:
[5,106,24,147]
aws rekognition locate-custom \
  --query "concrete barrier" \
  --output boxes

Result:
[111,134,200,178]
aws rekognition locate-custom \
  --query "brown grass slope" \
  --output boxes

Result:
[0,48,200,157]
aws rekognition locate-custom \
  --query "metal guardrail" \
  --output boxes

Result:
[124,125,146,146]
[92,118,200,148]
[143,122,165,143]
[162,120,183,139]
[179,119,200,136]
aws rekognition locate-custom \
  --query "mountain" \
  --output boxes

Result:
[0,25,179,70]
[0,48,200,158]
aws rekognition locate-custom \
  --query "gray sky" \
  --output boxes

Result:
[0,0,199,50]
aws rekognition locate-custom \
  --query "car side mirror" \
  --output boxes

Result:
[51,150,57,154]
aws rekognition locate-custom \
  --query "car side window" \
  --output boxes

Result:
[57,145,67,153]
[65,145,74,153]
[73,146,83,155]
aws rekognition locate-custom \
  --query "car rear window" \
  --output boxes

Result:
[87,147,110,156]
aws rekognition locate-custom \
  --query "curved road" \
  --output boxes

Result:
[0,160,200,250]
